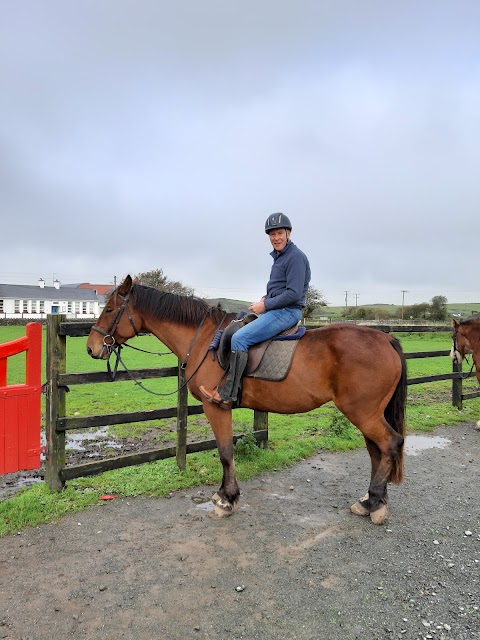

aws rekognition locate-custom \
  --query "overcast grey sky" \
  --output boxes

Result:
[1,1,479,306]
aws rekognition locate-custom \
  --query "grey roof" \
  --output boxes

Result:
[0,284,101,301]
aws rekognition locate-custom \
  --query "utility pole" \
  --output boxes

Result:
[401,290,408,320]
[344,291,349,314]
[354,293,360,306]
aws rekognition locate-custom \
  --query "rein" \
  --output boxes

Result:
[106,344,211,396]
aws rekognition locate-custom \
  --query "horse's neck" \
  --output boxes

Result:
[467,326,480,352]
[143,319,204,361]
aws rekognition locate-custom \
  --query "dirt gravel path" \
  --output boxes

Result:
[1,423,479,640]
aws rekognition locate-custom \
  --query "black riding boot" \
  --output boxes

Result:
[199,350,249,409]
[219,350,249,404]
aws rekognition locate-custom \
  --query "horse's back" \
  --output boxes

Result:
[301,323,399,357]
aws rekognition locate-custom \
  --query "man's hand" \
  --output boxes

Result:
[249,299,266,315]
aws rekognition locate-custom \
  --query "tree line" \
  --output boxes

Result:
[344,295,449,321]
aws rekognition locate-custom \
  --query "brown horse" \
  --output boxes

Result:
[451,318,480,383]
[86,275,407,525]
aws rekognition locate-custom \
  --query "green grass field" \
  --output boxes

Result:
[1,325,479,536]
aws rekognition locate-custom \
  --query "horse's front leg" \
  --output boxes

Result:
[202,401,240,518]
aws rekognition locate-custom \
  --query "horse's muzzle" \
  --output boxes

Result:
[450,346,462,363]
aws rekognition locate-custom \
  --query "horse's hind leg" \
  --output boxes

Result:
[350,438,381,517]
[202,401,240,518]
[350,417,404,525]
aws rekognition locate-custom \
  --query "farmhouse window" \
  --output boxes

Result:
[67,302,73,313]
[0,299,3,312]
[39,301,45,313]
[82,302,87,314]
[14,300,20,313]
[75,302,81,314]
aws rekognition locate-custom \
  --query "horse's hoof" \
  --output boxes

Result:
[370,504,388,525]
[351,501,370,516]
[209,497,236,519]
[350,492,370,517]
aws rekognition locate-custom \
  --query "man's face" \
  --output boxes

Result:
[268,228,290,252]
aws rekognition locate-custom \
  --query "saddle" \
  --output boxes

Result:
[213,311,306,377]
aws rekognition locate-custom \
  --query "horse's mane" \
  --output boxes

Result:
[130,284,228,326]
[458,316,480,327]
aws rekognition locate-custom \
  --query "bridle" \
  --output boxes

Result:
[91,286,229,393]
[91,288,139,360]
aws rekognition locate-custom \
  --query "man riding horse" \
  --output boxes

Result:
[200,213,311,409]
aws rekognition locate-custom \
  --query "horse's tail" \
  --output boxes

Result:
[385,336,407,484]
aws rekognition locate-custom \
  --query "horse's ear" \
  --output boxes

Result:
[132,277,140,285]
[452,319,459,329]
[118,275,133,295]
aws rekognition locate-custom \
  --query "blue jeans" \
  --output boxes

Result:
[231,307,302,352]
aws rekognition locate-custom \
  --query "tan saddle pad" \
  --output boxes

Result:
[245,338,299,381]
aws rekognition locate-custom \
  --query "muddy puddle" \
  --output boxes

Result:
[404,434,451,456]
[0,427,125,500]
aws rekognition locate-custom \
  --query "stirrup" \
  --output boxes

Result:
[199,385,233,410]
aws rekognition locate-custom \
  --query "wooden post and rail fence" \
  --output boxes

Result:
[36,317,479,489]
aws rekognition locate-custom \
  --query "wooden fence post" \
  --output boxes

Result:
[45,314,67,490]
[254,410,269,447]
[176,363,188,470]
[452,358,463,410]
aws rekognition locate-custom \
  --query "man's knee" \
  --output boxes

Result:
[231,333,248,352]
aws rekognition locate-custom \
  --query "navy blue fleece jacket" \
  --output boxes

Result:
[263,241,311,310]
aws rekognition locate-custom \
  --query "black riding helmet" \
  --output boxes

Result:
[264,212,292,234]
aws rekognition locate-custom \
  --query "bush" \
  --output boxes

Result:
[234,431,259,459]
[329,409,352,437]
[0,318,47,326]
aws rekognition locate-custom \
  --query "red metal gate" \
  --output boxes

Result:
[0,323,43,474]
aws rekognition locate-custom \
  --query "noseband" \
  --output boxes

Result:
[91,289,139,358]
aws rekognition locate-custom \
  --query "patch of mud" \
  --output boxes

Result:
[0,427,174,500]
[0,423,222,500]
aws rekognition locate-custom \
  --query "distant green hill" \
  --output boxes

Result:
[204,298,252,313]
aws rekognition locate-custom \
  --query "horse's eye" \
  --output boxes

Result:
[105,308,113,314]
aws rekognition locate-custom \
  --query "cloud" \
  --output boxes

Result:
[1,1,480,305]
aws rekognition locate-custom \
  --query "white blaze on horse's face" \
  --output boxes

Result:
[450,346,463,363]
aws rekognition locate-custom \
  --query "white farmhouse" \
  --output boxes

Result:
[0,279,102,319]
